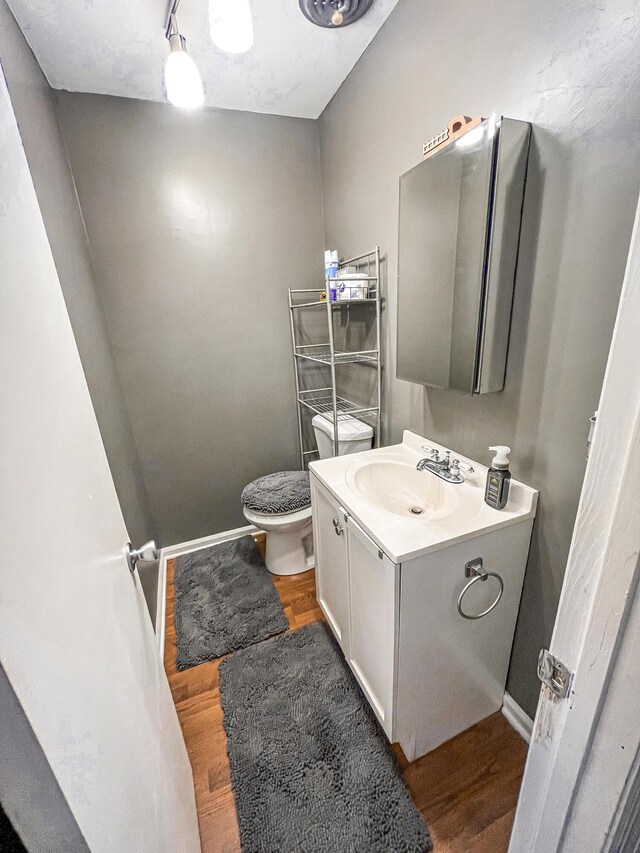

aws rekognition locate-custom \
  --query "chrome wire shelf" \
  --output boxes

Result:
[297,391,379,421]
[294,345,378,366]
[289,286,380,310]
[289,247,382,466]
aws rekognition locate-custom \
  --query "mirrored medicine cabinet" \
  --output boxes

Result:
[397,115,531,394]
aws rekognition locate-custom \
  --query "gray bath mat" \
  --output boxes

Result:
[219,621,432,852]
[173,536,288,670]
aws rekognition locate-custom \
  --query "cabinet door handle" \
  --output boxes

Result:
[332,517,343,536]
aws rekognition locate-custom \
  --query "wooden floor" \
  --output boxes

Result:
[164,536,528,853]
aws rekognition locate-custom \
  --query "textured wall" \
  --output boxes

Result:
[318,0,640,715]
[0,0,158,620]
[56,93,325,546]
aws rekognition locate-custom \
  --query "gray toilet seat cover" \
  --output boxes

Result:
[242,471,311,514]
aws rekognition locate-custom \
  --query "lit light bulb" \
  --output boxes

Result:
[164,39,204,110]
[209,0,253,54]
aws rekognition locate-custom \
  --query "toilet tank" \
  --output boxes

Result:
[312,414,374,459]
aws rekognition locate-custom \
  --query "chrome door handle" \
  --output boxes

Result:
[332,517,343,536]
[125,540,158,573]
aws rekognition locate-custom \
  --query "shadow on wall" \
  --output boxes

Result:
[420,129,580,714]
[0,802,27,853]
[502,134,575,713]
[137,560,159,627]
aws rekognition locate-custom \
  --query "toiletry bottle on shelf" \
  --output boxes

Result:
[484,446,511,510]
[324,249,339,301]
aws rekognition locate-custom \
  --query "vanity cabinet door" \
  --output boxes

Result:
[311,478,351,655]
[346,515,399,740]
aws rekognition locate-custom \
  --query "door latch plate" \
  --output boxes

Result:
[537,648,573,699]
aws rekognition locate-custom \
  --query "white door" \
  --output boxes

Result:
[346,516,398,740]
[509,199,640,850]
[311,478,351,653]
[0,70,199,851]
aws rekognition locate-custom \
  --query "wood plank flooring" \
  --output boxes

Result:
[164,535,527,852]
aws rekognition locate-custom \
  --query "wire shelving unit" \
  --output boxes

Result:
[288,246,382,466]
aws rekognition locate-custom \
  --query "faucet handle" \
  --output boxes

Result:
[421,445,440,461]
[452,459,475,479]
[449,457,465,481]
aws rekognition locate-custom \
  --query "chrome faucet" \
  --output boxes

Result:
[417,448,451,472]
[416,447,474,485]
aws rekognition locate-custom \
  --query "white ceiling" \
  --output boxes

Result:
[8,0,400,118]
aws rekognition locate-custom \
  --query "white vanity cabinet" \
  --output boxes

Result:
[310,457,536,762]
[311,477,399,740]
[311,481,351,653]
[344,513,399,739]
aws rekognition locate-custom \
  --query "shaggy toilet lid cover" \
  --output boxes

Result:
[242,471,311,514]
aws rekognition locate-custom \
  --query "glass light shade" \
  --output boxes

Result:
[164,50,205,109]
[209,0,253,54]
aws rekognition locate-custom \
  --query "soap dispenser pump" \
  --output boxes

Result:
[484,446,511,510]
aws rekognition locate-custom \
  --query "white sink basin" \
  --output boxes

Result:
[310,430,538,563]
[349,461,459,520]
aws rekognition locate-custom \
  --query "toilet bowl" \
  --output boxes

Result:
[241,471,313,576]
[242,504,313,576]
[242,417,374,576]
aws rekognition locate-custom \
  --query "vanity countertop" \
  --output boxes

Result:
[309,430,538,563]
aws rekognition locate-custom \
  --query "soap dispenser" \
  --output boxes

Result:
[484,446,511,510]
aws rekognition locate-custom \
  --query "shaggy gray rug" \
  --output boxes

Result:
[173,536,288,670]
[219,622,432,852]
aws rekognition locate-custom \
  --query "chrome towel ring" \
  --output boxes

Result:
[457,558,504,620]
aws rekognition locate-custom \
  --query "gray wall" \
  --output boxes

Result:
[0,0,158,620]
[318,0,640,715]
[55,93,325,546]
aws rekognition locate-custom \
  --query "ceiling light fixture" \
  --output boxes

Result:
[209,0,254,54]
[298,0,375,28]
[164,5,205,109]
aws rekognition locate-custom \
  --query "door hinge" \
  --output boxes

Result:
[537,649,573,699]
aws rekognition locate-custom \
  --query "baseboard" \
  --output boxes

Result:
[155,524,259,656]
[502,692,534,743]
[155,552,168,655]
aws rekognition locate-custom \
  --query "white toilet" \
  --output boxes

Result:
[242,415,374,576]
